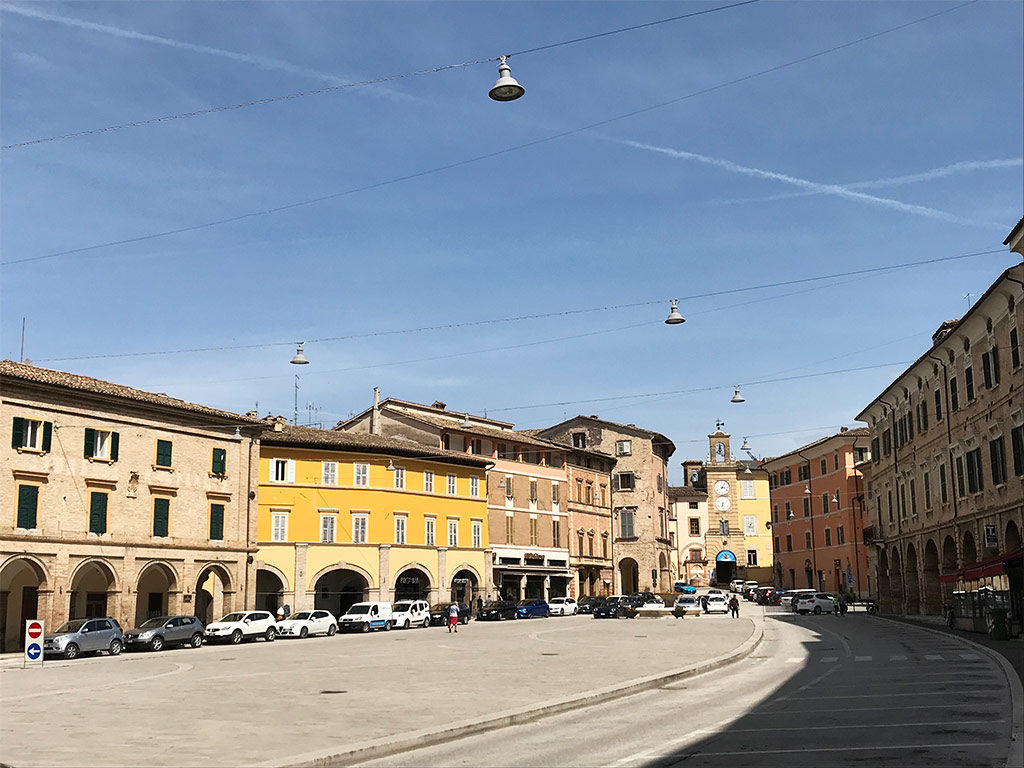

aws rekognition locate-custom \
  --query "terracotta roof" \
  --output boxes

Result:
[667,486,706,499]
[1,360,264,424]
[378,408,566,451]
[534,415,675,454]
[261,424,492,466]
[759,427,870,467]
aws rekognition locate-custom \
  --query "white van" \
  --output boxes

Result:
[729,579,746,593]
[339,601,393,633]
[391,600,430,629]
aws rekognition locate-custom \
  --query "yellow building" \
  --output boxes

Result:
[255,423,492,616]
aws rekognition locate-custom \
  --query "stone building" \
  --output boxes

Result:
[761,427,871,598]
[536,416,674,595]
[668,484,709,586]
[855,256,1023,629]
[1,361,262,651]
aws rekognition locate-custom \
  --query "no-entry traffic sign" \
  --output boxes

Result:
[27,621,43,639]
[24,619,44,668]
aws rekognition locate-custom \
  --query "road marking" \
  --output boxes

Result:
[960,653,980,660]
[854,655,872,661]
[821,656,838,662]
[797,690,985,700]
[14,661,192,701]
[924,654,944,661]
[890,654,908,661]
[689,719,1000,735]
[786,657,802,663]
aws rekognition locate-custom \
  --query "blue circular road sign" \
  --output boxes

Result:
[26,643,41,660]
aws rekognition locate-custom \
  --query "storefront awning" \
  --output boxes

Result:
[939,547,1023,583]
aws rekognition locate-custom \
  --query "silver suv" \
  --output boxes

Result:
[124,615,205,651]
[43,617,123,659]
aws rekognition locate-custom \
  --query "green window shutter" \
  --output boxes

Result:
[42,421,52,452]
[17,485,38,529]
[153,498,170,537]
[209,504,224,540]
[110,432,119,462]
[156,440,173,467]
[12,417,24,449]
[89,493,107,534]
[212,448,226,475]
[84,428,96,458]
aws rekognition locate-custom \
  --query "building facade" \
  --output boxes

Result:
[1,362,261,651]
[761,428,871,598]
[559,444,615,597]
[668,485,709,586]
[255,423,491,616]
[856,261,1023,628]
[537,417,675,595]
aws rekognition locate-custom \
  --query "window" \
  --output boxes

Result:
[89,492,107,534]
[923,471,932,510]
[620,510,635,538]
[600,485,607,506]
[955,456,966,497]
[16,485,38,529]
[774,536,780,553]
[321,461,337,485]
[84,428,118,461]
[471,438,483,454]
[312,509,336,542]
[964,366,975,401]
[575,479,583,502]
[352,515,368,544]
[505,514,514,543]
[529,517,538,545]
[425,517,436,546]
[982,347,1000,388]
[578,530,585,554]
[1011,327,1021,369]
[588,534,595,557]
[470,476,480,497]
[615,473,635,490]
[393,467,406,490]
[572,433,586,449]
[424,470,434,493]
[741,479,755,499]
[772,504,778,523]
[447,474,457,495]
[688,501,698,509]
[657,474,664,493]
[552,483,560,506]
[939,463,949,503]
[965,448,984,493]
[209,503,224,540]
[529,480,538,503]
[821,493,829,514]
[448,519,459,547]
[820,458,827,475]
[990,437,1007,485]
[805,531,812,549]
[271,513,288,542]
[153,498,170,537]
[786,534,793,552]
[887,490,894,523]
[1012,425,1024,477]
[934,389,943,422]
[837,525,845,544]
[951,377,960,411]
[615,440,631,456]
[473,520,483,548]
[899,484,907,520]
[498,443,516,460]
[689,518,700,536]
[271,459,294,483]
[719,519,730,536]
[602,536,608,559]
[12,417,53,452]
[155,439,173,468]
[746,549,758,566]
[882,430,891,456]
[394,516,406,545]
[659,509,667,538]
[552,519,560,548]
[354,463,369,486]
[799,465,809,481]
[824,528,832,546]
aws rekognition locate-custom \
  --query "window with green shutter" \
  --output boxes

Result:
[17,485,38,529]
[155,440,173,467]
[89,492,107,534]
[11,418,51,452]
[209,504,224,540]
[153,498,170,537]
[211,448,227,475]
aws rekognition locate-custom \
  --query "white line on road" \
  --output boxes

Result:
[821,656,838,662]
[960,653,980,660]
[925,654,944,660]
[855,655,872,661]
[891,654,908,661]
[12,661,193,701]
[764,703,1004,715]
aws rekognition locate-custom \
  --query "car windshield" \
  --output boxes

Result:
[430,604,450,612]
[517,600,535,607]
[393,603,413,612]
[139,617,170,629]
[482,601,504,609]
[218,613,247,623]
[347,605,371,615]
[55,619,88,633]
[291,612,312,620]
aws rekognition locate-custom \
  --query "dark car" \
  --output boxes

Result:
[516,599,549,619]
[124,615,204,651]
[429,602,470,626]
[476,599,518,621]
[753,587,775,605]
[593,597,622,619]
[577,596,605,614]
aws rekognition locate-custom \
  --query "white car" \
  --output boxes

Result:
[730,579,746,593]
[796,593,836,615]
[276,609,338,638]
[704,594,730,614]
[674,595,701,617]
[204,610,277,644]
[391,600,430,628]
[548,597,578,616]
[339,601,393,633]
[786,589,818,611]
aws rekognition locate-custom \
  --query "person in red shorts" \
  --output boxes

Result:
[447,601,460,633]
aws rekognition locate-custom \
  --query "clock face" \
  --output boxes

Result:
[714,480,730,496]
[715,496,731,512]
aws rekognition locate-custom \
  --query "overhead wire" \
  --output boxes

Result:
[4,0,979,268]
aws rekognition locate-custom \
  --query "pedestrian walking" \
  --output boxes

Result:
[728,595,739,618]
[839,595,848,616]
[447,601,460,633]
[831,594,840,615]
[476,596,484,615]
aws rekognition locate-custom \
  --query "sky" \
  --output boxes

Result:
[2,0,1021,482]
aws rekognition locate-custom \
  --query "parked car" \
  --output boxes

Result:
[548,597,578,616]
[476,599,519,621]
[43,617,123,659]
[577,596,605,614]
[730,579,746,593]
[340,602,393,632]
[276,609,338,638]
[704,594,730,614]
[766,589,787,606]
[516,599,550,619]
[631,592,664,607]
[205,611,277,644]
[753,587,775,605]
[391,600,430,629]
[796,593,836,615]
[593,596,623,619]
[787,589,817,611]
[742,581,760,600]
[124,615,204,651]
[673,595,701,617]
[429,602,470,626]
[678,584,697,595]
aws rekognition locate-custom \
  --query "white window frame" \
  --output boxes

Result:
[22,419,43,449]
[352,513,368,544]
[746,549,758,566]
[424,470,434,493]
[321,461,338,486]
[470,476,480,497]
[319,512,337,543]
[90,429,112,460]
[447,473,457,495]
[448,518,459,547]
[393,466,406,490]
[354,463,369,487]
[425,517,436,546]
[472,520,482,548]
[271,511,289,542]
[395,515,407,545]
[740,479,755,499]
[271,459,294,484]
[615,440,632,456]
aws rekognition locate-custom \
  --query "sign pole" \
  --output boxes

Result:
[24,619,44,669]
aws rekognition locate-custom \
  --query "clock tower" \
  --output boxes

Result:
[705,423,742,586]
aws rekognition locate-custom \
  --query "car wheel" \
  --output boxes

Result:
[361,622,370,633]
[108,639,123,656]
[299,627,309,639]
[265,627,276,642]
[404,619,411,629]
[573,608,578,615]
[230,629,243,644]
[64,643,80,660]
[813,606,822,615]
[190,633,203,648]
[150,635,164,652]
[461,615,469,625]
[327,624,337,636]
[422,617,430,628]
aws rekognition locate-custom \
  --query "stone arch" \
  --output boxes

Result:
[877,549,891,613]
[962,530,978,566]
[449,567,480,605]
[0,554,50,591]
[69,558,119,620]
[308,562,376,592]
[618,557,639,594]
[889,547,905,614]
[1006,520,1022,553]
[922,539,942,615]
[394,563,433,602]
[0,555,50,653]
[904,543,920,615]
[255,562,291,592]
[255,568,286,614]
[312,566,370,618]
[195,562,233,625]
[135,560,179,626]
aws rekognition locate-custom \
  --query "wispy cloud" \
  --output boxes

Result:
[617,139,1004,229]
[4,4,346,85]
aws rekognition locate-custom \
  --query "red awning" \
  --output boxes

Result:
[941,547,1024,583]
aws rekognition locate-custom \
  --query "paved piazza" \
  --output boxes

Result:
[0,613,757,767]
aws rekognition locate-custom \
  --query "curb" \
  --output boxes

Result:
[269,618,764,768]
[875,616,1023,768]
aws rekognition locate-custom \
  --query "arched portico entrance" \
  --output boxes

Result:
[941,534,958,604]
[256,569,285,614]
[450,568,479,605]
[0,556,49,653]
[922,539,941,614]
[714,550,737,587]
[195,564,232,625]
[889,548,904,614]
[877,550,891,612]
[313,568,368,617]
[618,558,639,594]
[395,567,431,602]
[135,562,178,626]
[905,543,920,615]
[1006,520,1022,553]
[962,530,978,567]
[658,552,671,592]
[70,559,117,620]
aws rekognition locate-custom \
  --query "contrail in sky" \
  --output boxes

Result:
[4,4,345,84]
[618,139,1004,229]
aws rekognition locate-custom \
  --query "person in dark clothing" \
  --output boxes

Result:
[728,596,740,618]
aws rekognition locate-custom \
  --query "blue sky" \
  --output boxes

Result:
[2,0,1021,480]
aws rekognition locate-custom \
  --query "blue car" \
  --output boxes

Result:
[679,585,697,595]
[516,599,549,618]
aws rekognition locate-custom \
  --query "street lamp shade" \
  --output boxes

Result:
[804,485,812,495]
[664,299,685,325]
[460,413,473,429]
[489,57,525,101]
[741,437,751,451]
[386,459,397,472]
[290,342,309,365]
[233,427,242,439]
[730,385,745,403]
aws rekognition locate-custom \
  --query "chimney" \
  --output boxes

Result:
[370,388,381,435]
[931,319,959,345]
